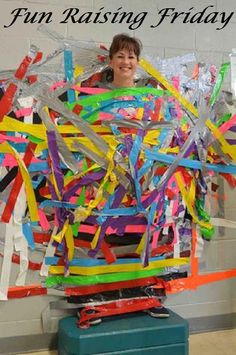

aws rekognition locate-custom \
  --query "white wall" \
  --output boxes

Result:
[0,0,236,348]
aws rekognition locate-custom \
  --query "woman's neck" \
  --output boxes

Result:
[112,78,135,88]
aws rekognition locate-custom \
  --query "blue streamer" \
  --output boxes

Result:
[145,149,236,174]
[22,222,35,250]
[64,49,76,103]
[45,254,165,266]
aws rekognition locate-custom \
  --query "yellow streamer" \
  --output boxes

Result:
[0,115,111,141]
[206,119,236,161]
[139,58,198,118]
[53,219,69,243]
[90,226,102,250]
[65,225,74,261]
[49,257,189,275]
[175,172,212,230]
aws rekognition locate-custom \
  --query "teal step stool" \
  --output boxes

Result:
[58,310,189,354]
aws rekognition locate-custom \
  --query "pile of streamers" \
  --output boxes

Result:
[1,26,236,326]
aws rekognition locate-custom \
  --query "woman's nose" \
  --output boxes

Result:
[122,56,129,63]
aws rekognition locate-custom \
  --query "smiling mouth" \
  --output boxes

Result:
[120,67,132,71]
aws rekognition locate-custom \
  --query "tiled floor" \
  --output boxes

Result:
[19,329,236,354]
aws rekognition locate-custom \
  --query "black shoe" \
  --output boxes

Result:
[144,306,169,318]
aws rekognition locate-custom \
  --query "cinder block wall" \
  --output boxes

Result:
[0,0,236,349]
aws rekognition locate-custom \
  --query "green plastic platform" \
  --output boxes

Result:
[58,310,189,354]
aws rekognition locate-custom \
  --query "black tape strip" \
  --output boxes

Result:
[0,166,18,192]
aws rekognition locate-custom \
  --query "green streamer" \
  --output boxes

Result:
[209,62,230,106]
[45,267,164,288]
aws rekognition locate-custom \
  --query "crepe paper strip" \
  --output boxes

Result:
[15,108,33,118]
[1,142,36,222]
[151,245,173,257]
[175,172,212,230]
[216,113,232,128]
[38,209,51,231]
[0,83,17,121]
[50,80,66,90]
[0,116,46,139]
[191,226,198,275]
[65,276,163,296]
[129,129,145,213]
[0,50,36,121]
[33,232,51,243]
[49,257,189,276]
[0,219,14,300]
[0,142,39,223]
[139,58,198,117]
[0,253,42,271]
[40,228,58,277]
[11,253,42,270]
[40,106,79,175]
[88,185,127,257]
[101,240,116,264]
[167,268,236,293]
[15,232,29,287]
[67,87,165,110]
[0,166,18,192]
[0,133,28,143]
[220,172,236,188]
[27,51,43,84]
[47,130,64,196]
[73,86,110,94]
[65,225,74,261]
[64,49,76,103]
[46,255,165,267]
[90,226,102,250]
[0,115,112,139]
[45,265,164,287]
[209,62,230,106]
[78,297,161,328]
[7,285,47,299]
[53,219,69,244]
[74,64,84,78]
[22,222,35,251]
[145,148,236,174]
[206,119,236,161]
[78,221,166,236]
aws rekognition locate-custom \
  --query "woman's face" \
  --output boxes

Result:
[109,48,138,83]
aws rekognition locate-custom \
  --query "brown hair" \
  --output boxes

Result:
[109,33,142,60]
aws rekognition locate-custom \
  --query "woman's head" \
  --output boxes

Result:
[109,34,142,87]
[109,33,142,60]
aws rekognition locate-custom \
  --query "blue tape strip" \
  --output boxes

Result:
[45,254,165,266]
[64,49,76,103]
[145,149,236,174]
[39,200,78,209]
[22,222,35,250]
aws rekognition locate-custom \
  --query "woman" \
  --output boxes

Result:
[108,33,142,88]
[75,34,169,324]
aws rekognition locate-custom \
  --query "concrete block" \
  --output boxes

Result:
[67,21,134,43]
[0,34,30,70]
[217,239,236,269]
[135,18,196,49]
[0,1,67,39]
[164,47,196,59]
[169,299,234,318]
[196,22,236,52]
[216,0,236,23]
